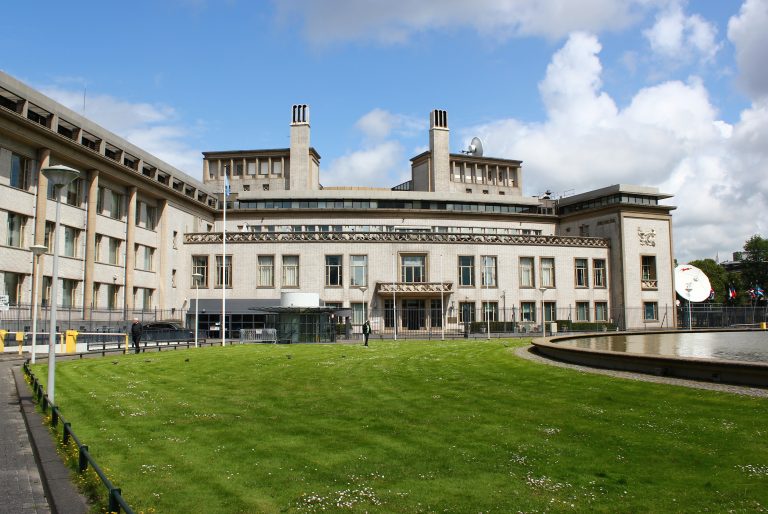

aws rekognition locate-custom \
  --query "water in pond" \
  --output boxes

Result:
[558,331,768,363]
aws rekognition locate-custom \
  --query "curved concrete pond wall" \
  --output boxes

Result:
[533,330,768,388]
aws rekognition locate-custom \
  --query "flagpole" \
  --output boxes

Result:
[222,177,228,346]
[393,253,397,341]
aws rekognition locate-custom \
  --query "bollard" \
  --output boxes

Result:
[65,330,78,353]
[17,331,25,355]
[79,445,89,472]
[0,329,6,352]
[761,322,767,330]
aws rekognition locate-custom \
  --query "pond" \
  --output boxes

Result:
[557,331,768,363]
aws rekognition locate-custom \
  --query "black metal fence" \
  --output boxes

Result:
[0,304,179,333]
[23,362,134,514]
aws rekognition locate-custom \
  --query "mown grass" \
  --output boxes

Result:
[31,339,768,513]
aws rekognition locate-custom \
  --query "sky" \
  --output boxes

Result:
[2,0,767,264]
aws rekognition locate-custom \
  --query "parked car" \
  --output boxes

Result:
[141,321,194,342]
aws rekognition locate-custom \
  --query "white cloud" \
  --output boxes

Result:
[728,0,768,99]
[276,0,662,44]
[323,140,408,187]
[463,31,766,262]
[355,108,425,140]
[40,86,203,176]
[643,1,720,62]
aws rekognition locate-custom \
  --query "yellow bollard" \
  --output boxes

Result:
[0,329,6,352]
[65,330,78,353]
[16,331,25,355]
[761,322,767,330]
[125,334,130,354]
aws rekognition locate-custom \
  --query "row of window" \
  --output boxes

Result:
[233,198,542,214]
[0,271,154,310]
[188,254,611,290]
[237,224,542,236]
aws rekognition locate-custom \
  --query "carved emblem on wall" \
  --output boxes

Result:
[638,228,657,247]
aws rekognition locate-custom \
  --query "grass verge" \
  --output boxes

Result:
[31,339,768,513]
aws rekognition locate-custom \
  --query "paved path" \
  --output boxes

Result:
[0,356,50,514]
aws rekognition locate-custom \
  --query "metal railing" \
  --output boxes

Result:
[23,362,134,514]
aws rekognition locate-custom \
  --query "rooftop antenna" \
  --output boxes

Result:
[540,189,553,200]
[461,137,483,157]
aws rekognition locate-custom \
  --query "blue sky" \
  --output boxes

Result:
[2,0,767,263]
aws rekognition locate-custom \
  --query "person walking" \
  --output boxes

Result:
[362,319,371,346]
[131,318,143,354]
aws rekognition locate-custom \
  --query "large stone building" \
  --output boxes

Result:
[0,71,676,340]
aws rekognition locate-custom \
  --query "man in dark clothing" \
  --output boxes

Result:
[131,318,142,354]
[362,319,371,346]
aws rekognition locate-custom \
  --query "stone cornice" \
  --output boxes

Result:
[184,231,609,247]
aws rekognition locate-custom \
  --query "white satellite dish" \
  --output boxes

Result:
[674,264,711,302]
[463,137,484,157]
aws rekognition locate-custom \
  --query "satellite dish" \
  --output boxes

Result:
[462,137,484,157]
[674,264,712,302]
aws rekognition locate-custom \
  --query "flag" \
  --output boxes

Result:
[728,286,737,300]
[224,175,231,198]
[748,287,756,299]
[756,285,765,299]
[708,288,715,301]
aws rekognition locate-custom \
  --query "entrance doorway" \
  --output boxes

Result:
[403,300,425,330]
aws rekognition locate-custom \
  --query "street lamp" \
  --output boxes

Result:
[42,165,80,405]
[539,285,548,338]
[29,244,47,364]
[359,285,368,319]
[193,273,203,348]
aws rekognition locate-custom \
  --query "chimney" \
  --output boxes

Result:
[429,109,450,192]
[289,104,311,190]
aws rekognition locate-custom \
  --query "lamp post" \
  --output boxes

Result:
[359,285,367,320]
[484,268,491,341]
[29,244,47,364]
[539,286,548,338]
[42,165,80,405]
[193,272,203,348]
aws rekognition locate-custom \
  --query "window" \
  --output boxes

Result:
[325,255,343,287]
[259,161,269,175]
[215,255,232,288]
[108,238,121,265]
[96,186,105,214]
[272,160,282,175]
[401,255,426,283]
[92,283,100,308]
[65,179,83,207]
[109,190,123,219]
[384,299,394,328]
[64,226,79,257]
[94,234,102,262]
[6,212,26,247]
[62,279,77,308]
[136,201,157,230]
[459,302,475,324]
[541,257,555,288]
[108,284,120,309]
[641,256,657,289]
[519,257,534,287]
[258,256,274,287]
[458,256,475,286]
[481,256,497,287]
[282,255,299,287]
[350,255,368,287]
[143,246,154,271]
[482,302,498,322]
[2,272,23,305]
[576,302,590,321]
[41,276,51,307]
[644,302,658,321]
[543,302,556,322]
[575,258,588,287]
[595,302,608,321]
[594,259,607,288]
[352,302,366,325]
[520,302,536,322]
[10,153,30,190]
[172,269,177,288]
[192,256,208,287]
[44,222,55,252]
[135,288,153,310]
[430,299,442,328]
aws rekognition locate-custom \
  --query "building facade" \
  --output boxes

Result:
[0,71,676,337]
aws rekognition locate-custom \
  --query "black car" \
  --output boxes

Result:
[141,321,194,342]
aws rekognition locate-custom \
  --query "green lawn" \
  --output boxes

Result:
[31,340,768,513]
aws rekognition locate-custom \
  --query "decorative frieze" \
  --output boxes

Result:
[376,282,453,297]
[185,231,609,247]
[638,228,657,247]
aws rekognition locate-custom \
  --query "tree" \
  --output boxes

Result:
[741,234,768,290]
[688,259,728,303]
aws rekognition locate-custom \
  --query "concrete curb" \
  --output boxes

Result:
[12,365,89,514]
